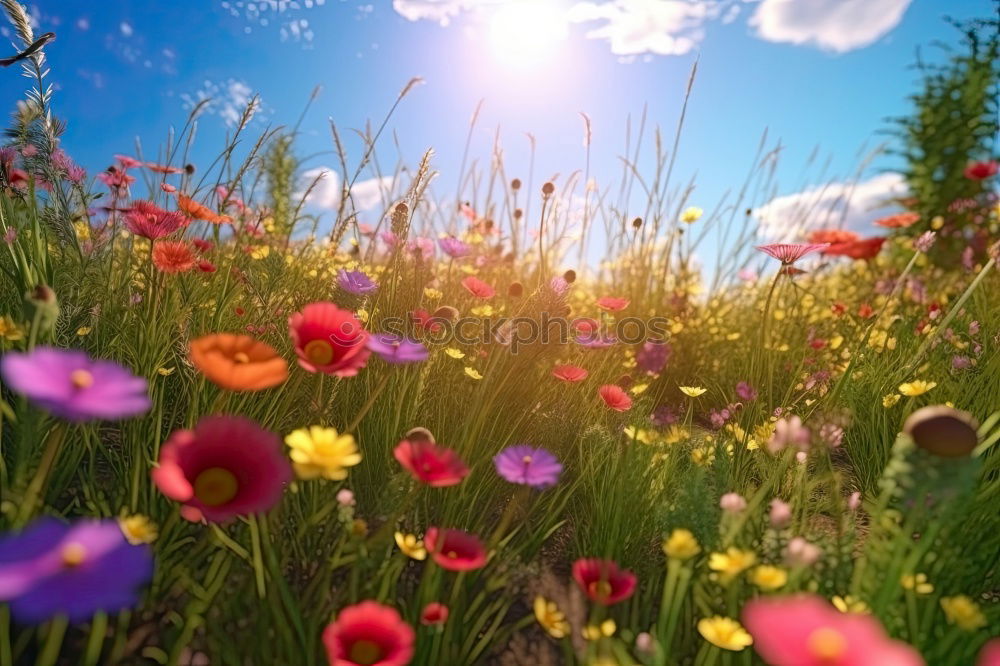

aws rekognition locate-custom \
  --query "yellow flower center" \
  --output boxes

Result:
[303,339,334,366]
[194,467,239,506]
[589,580,613,600]
[233,352,250,364]
[61,542,87,567]
[447,550,458,558]
[807,627,847,661]
[348,640,383,665]
[69,369,94,389]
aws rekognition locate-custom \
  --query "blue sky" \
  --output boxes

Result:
[0,0,993,240]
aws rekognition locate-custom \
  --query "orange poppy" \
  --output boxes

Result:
[177,194,232,224]
[190,333,288,391]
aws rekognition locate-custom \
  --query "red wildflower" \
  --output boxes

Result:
[125,200,186,240]
[599,384,632,411]
[144,162,184,174]
[393,439,469,487]
[572,558,637,605]
[192,238,214,253]
[552,364,588,382]
[461,276,496,299]
[152,240,197,273]
[425,527,488,571]
[824,237,886,260]
[858,303,874,319]
[288,302,370,377]
[151,415,291,523]
[807,229,859,244]
[596,296,630,312]
[420,603,449,626]
[831,302,846,316]
[197,260,217,273]
[756,243,828,264]
[874,212,920,229]
[410,309,443,334]
[573,318,600,334]
[964,160,998,180]
[322,601,415,666]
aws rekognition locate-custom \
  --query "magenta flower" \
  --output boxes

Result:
[1,347,150,422]
[756,243,828,265]
[735,381,758,402]
[636,341,671,375]
[367,334,429,364]
[337,269,378,295]
[0,518,153,623]
[438,236,470,258]
[125,201,185,240]
[494,445,563,489]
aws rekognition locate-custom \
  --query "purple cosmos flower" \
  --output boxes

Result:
[1,347,150,422]
[337,269,378,295]
[636,341,671,375]
[438,236,470,259]
[494,445,562,489]
[0,518,153,623]
[366,334,429,364]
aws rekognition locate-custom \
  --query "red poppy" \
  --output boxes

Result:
[152,240,197,273]
[420,602,449,626]
[461,276,496,299]
[192,238,214,253]
[964,160,998,180]
[807,229,859,244]
[288,302,370,377]
[874,212,920,229]
[393,439,469,487]
[322,601,415,666]
[152,415,292,523]
[197,260,217,273]
[858,303,874,319]
[596,296,630,312]
[599,384,632,411]
[824,237,885,260]
[573,318,600,333]
[425,527,488,571]
[410,309,443,334]
[572,558,636,605]
[552,364,588,382]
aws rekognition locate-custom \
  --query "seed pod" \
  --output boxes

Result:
[632,217,643,229]
[184,163,196,175]
[508,281,524,298]
[511,178,521,190]
[513,208,523,220]
[904,405,979,458]
[541,182,555,197]
[432,305,459,321]
[563,269,577,284]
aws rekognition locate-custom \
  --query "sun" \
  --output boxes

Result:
[488,2,569,68]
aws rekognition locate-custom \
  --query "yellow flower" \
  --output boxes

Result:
[940,595,986,631]
[423,287,443,300]
[444,347,465,359]
[250,245,270,260]
[900,573,934,595]
[624,426,654,444]
[76,326,92,336]
[470,304,496,317]
[356,308,370,324]
[394,532,427,561]
[0,316,24,341]
[465,367,483,380]
[831,595,870,614]
[533,596,570,639]
[680,206,703,224]
[697,617,752,651]
[118,514,158,545]
[882,394,901,408]
[664,426,689,444]
[680,386,707,397]
[663,529,701,561]
[709,548,756,582]
[157,366,175,376]
[284,426,362,481]
[898,380,936,397]
[631,383,649,395]
[750,565,788,591]
[582,619,616,641]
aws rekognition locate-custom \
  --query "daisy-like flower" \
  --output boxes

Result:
[189,333,288,392]
[461,275,496,299]
[831,595,870,614]
[152,240,197,273]
[680,206,703,223]
[940,595,987,631]
[0,518,153,623]
[125,200,185,239]
[118,514,158,545]
[366,334,429,364]
[898,380,936,397]
[698,616,753,651]
[679,386,707,397]
[322,601,415,666]
[572,558,636,605]
[337,269,378,295]
[599,384,632,411]
[882,394,901,408]
[465,367,483,380]
[534,596,571,638]
[0,347,150,422]
[394,532,427,560]
[709,547,757,583]
[756,243,828,265]
[493,445,562,489]
[750,565,788,591]
[662,529,700,561]
[288,302,370,377]
[438,236,470,258]
[284,426,362,481]
[444,347,465,359]
[424,527,488,571]
[393,439,469,487]
[152,416,291,522]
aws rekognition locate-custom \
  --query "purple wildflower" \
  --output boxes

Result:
[366,334,429,364]
[735,381,758,402]
[768,416,810,454]
[438,236,470,258]
[636,341,671,375]
[913,231,936,253]
[0,518,153,623]
[650,404,679,427]
[337,269,378,295]
[493,445,562,489]
[1,347,150,422]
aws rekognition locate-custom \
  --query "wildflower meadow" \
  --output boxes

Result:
[0,1,998,664]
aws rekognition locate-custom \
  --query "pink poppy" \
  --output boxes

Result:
[322,601,415,666]
[425,527,487,571]
[152,415,291,523]
[420,602,449,626]
[572,558,636,605]
[461,276,496,299]
[599,384,632,411]
[288,302,370,376]
[596,296,630,312]
[553,364,588,382]
[393,439,469,487]
[742,595,923,666]
[756,243,828,265]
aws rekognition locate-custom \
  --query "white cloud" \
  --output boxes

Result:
[754,172,908,240]
[749,0,911,53]
[181,79,262,128]
[299,169,396,212]
[392,0,498,26]
[120,21,133,37]
[567,0,721,57]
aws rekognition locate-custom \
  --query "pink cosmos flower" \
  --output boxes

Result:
[461,276,496,299]
[596,296,630,311]
[756,243,829,265]
[125,201,186,240]
[743,595,923,666]
[552,364,588,382]
[599,384,632,411]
